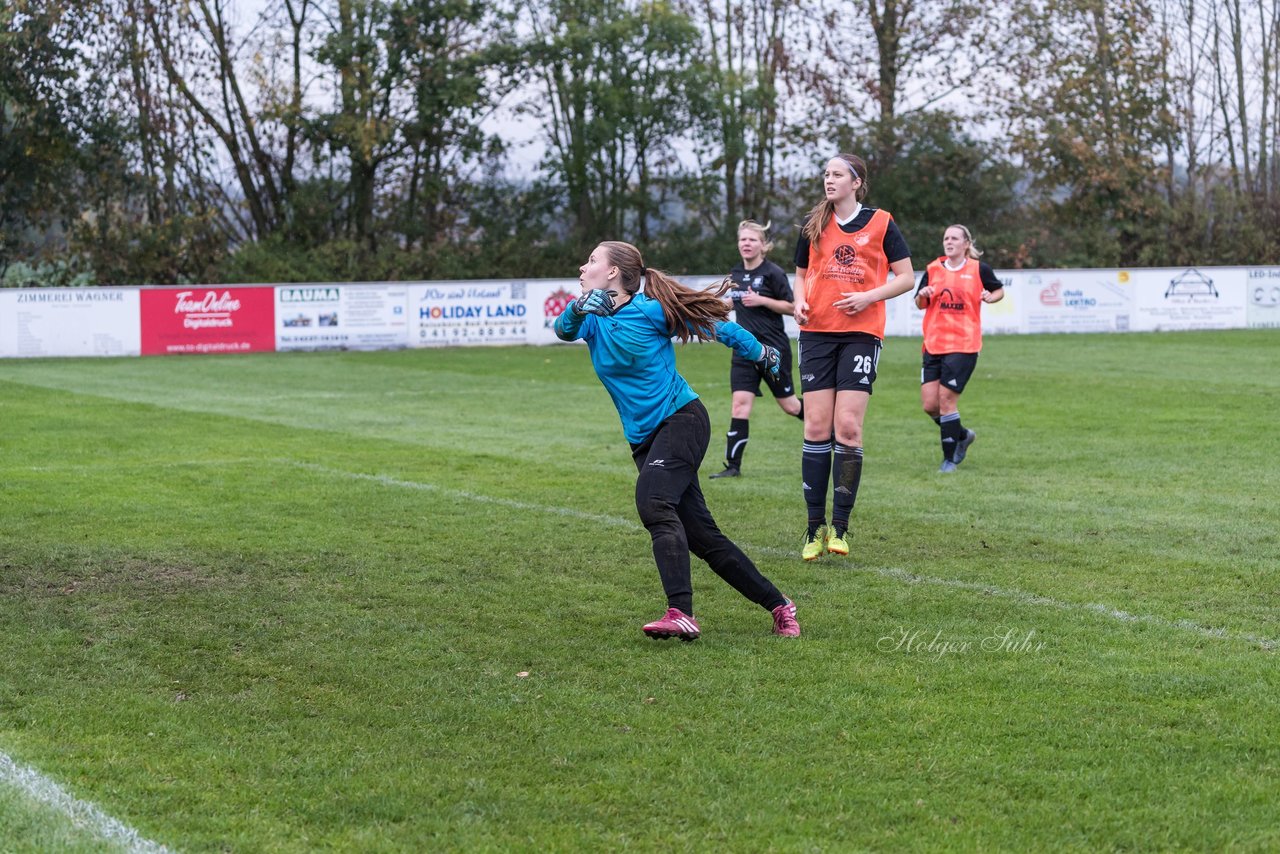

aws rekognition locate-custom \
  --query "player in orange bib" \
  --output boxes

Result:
[792,154,915,560]
[914,224,1005,472]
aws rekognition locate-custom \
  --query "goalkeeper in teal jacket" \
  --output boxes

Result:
[555,241,800,642]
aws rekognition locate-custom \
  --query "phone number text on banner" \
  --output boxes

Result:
[409,281,530,347]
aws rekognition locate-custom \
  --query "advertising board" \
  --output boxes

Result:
[140,287,276,355]
[0,288,140,358]
[275,284,409,351]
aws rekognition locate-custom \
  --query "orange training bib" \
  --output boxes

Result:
[922,257,984,353]
[801,209,892,337]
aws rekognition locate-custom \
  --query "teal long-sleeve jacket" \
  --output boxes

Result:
[555,292,765,444]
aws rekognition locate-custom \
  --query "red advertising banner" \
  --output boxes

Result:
[140,287,276,355]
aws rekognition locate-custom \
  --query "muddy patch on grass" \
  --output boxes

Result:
[0,555,250,598]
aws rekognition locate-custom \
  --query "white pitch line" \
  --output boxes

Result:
[753,547,1278,652]
[0,752,173,853]
[285,460,637,527]
[18,458,265,475]
[286,461,1279,652]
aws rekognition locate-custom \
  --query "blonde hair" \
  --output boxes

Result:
[802,154,869,247]
[948,224,983,259]
[597,241,731,344]
[737,219,774,254]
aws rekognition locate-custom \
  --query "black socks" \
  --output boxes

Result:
[939,412,965,462]
[725,418,749,467]
[831,443,863,534]
[802,438,833,528]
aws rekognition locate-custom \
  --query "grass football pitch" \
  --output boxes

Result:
[1,329,1277,852]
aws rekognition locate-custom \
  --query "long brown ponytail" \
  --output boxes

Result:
[598,241,730,343]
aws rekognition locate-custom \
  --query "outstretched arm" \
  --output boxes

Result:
[710,319,765,362]
[710,320,781,376]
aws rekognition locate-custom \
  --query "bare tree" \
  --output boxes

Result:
[1003,0,1178,264]
[822,0,999,164]
[519,0,706,246]
[139,0,312,241]
[684,0,818,229]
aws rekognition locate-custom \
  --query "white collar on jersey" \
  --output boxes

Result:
[835,202,863,226]
[942,257,968,271]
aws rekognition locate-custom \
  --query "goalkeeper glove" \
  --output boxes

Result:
[573,288,616,316]
[756,344,781,377]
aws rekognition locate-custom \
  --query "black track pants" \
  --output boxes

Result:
[630,399,784,615]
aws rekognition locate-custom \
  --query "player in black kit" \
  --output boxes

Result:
[709,220,803,479]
